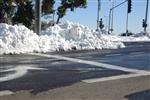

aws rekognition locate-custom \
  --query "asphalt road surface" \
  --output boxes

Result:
[0,42,150,100]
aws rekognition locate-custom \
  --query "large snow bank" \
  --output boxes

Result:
[0,21,125,54]
[0,24,41,54]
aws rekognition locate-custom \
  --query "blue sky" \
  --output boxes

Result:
[54,0,150,34]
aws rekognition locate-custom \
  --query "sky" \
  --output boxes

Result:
[53,0,150,34]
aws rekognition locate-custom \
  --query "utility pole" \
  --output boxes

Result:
[144,0,149,32]
[35,0,41,35]
[96,0,101,31]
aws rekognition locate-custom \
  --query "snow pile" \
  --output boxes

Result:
[0,21,125,54]
[0,24,41,54]
[42,21,124,50]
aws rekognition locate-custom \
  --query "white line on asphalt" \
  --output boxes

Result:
[77,56,93,59]
[0,65,47,82]
[0,90,14,96]
[28,53,148,73]
[105,54,121,57]
[130,52,145,55]
[0,66,28,82]
[82,72,150,83]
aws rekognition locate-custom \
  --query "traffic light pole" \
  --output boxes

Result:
[108,0,127,34]
[108,10,112,34]
[144,0,149,32]
[110,0,115,34]
[35,0,41,35]
[126,9,129,35]
[126,0,132,35]
[97,0,101,31]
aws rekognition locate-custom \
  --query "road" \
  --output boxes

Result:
[0,42,150,100]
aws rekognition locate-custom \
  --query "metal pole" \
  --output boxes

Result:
[108,9,111,34]
[111,0,114,34]
[35,0,41,35]
[104,16,108,31]
[126,5,129,36]
[108,0,127,34]
[97,0,101,31]
[144,0,149,32]
[53,10,55,24]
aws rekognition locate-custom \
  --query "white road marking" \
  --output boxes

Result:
[77,56,93,59]
[62,68,103,71]
[0,65,47,82]
[0,90,14,96]
[28,53,148,73]
[130,52,144,55]
[27,53,150,83]
[105,54,121,57]
[82,72,150,83]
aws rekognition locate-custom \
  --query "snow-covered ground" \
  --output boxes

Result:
[101,33,150,42]
[0,21,149,55]
[117,36,150,42]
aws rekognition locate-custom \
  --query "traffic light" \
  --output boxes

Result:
[99,18,104,30]
[142,19,147,28]
[127,0,132,13]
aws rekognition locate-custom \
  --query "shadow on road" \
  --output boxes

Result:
[125,89,150,100]
[0,57,129,94]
